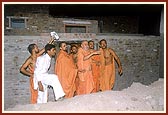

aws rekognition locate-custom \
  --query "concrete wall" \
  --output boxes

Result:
[3,34,162,110]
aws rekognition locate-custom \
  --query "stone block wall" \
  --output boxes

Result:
[3,34,162,110]
[3,33,96,110]
[5,14,98,35]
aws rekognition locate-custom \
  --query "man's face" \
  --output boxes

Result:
[49,48,56,57]
[71,46,78,54]
[34,45,39,53]
[81,41,89,50]
[60,43,67,52]
[100,40,107,49]
[88,41,94,49]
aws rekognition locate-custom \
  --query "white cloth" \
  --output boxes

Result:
[34,53,65,103]
[37,84,48,103]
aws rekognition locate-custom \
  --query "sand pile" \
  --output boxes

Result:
[5,78,164,113]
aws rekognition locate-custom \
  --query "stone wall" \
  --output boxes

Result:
[5,14,98,35]
[3,34,162,110]
[3,33,96,110]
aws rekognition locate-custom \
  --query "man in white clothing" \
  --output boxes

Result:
[34,44,65,103]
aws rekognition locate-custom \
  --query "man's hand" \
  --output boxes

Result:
[78,69,86,73]
[38,81,44,92]
[92,51,101,55]
[118,66,123,76]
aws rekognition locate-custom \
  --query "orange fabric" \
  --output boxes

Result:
[55,50,77,98]
[28,66,38,104]
[99,48,116,91]
[76,48,94,95]
[74,76,79,95]
[91,54,100,92]
[70,54,79,96]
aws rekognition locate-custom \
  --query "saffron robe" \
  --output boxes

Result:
[55,50,77,98]
[77,48,94,95]
[99,48,116,91]
[69,53,79,96]
[28,65,38,104]
[91,54,100,92]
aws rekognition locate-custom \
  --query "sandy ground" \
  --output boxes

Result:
[5,78,165,113]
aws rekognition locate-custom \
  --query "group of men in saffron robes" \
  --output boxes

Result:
[20,38,123,104]
[55,39,123,98]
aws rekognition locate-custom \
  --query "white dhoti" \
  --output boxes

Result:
[37,84,48,103]
[36,73,65,103]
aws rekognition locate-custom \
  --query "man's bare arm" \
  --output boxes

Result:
[20,57,33,77]
[48,37,55,44]
[37,37,55,57]
[109,49,123,75]
[83,51,101,61]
